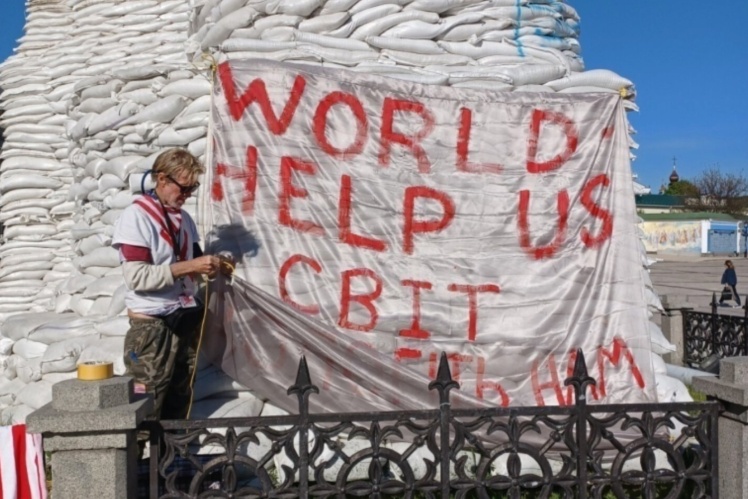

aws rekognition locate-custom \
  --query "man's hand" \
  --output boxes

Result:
[218,253,235,277]
[171,255,220,279]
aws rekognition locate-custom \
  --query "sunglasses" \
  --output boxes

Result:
[166,175,200,195]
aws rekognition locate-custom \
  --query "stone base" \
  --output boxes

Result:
[51,448,135,499]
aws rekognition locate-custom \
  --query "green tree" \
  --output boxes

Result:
[664,180,700,197]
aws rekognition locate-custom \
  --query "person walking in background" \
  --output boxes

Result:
[720,260,741,307]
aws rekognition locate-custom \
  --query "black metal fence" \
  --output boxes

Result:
[140,351,719,499]
[683,293,748,368]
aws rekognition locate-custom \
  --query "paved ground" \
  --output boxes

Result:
[648,253,748,316]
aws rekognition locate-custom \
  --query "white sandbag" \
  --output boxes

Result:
[221,38,297,52]
[318,0,358,14]
[109,64,172,81]
[12,339,48,360]
[0,174,63,193]
[259,26,296,41]
[298,12,349,32]
[50,201,77,216]
[76,246,120,269]
[106,286,127,318]
[265,0,322,17]
[41,334,101,375]
[649,322,676,355]
[98,173,127,191]
[0,270,49,285]
[328,4,403,37]
[172,112,209,130]
[208,0,247,21]
[0,262,55,280]
[545,69,633,91]
[651,352,667,376]
[2,83,51,99]
[2,404,35,425]
[405,0,485,13]
[79,79,125,101]
[200,6,260,49]
[82,275,124,299]
[95,313,131,338]
[297,45,377,65]
[54,294,72,314]
[87,102,142,135]
[105,190,136,210]
[0,188,54,207]
[440,19,514,42]
[0,207,49,224]
[291,32,368,52]
[180,95,212,116]
[366,36,444,54]
[119,88,159,106]
[0,377,24,399]
[557,86,619,94]
[78,96,117,114]
[2,355,21,380]
[0,339,14,356]
[0,156,63,172]
[118,95,188,126]
[0,252,54,268]
[655,373,691,403]
[381,49,472,66]
[78,337,126,375]
[513,84,556,93]
[16,357,42,384]
[90,296,113,316]
[53,262,76,274]
[2,223,59,239]
[2,198,64,213]
[154,126,208,146]
[42,270,72,282]
[16,381,54,411]
[158,79,212,100]
[99,0,159,17]
[188,138,208,157]
[3,103,53,119]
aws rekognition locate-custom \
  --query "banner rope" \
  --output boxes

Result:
[186,258,236,418]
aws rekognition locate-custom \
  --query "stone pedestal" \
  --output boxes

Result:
[660,295,690,365]
[27,376,152,499]
[694,357,748,499]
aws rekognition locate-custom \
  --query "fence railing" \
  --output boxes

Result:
[683,293,748,368]
[140,351,719,499]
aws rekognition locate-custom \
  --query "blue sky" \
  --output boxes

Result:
[1,0,746,192]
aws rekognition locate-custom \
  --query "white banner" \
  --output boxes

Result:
[203,60,656,414]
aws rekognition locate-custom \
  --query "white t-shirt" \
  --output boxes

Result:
[112,193,200,315]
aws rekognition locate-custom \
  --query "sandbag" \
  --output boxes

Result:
[78,337,126,375]
[41,334,101,374]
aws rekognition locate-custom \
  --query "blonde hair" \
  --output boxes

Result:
[151,148,204,184]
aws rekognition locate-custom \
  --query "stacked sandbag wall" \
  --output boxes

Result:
[0,0,687,425]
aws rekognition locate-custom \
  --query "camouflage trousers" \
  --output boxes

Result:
[124,317,199,420]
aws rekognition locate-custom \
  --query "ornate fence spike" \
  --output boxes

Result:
[564,348,596,403]
[287,355,319,404]
[428,351,459,398]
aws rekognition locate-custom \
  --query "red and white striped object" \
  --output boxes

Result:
[0,425,47,499]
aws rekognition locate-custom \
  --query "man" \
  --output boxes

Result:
[112,148,226,419]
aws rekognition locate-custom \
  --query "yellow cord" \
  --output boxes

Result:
[186,259,236,419]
